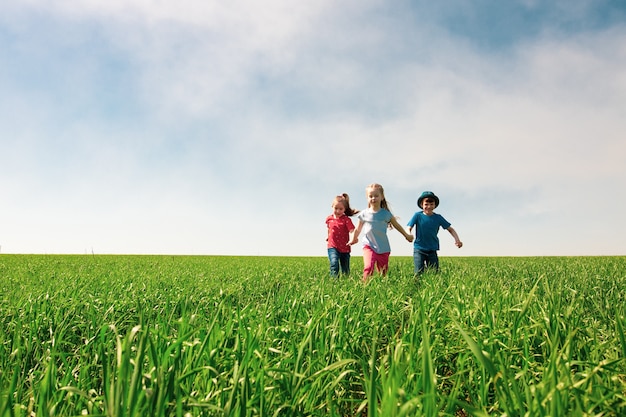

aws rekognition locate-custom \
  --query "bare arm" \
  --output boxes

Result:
[349,220,364,245]
[447,226,463,248]
[390,217,414,242]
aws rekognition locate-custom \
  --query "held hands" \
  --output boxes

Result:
[404,228,414,243]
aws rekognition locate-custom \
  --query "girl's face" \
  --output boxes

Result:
[332,202,346,217]
[366,189,383,209]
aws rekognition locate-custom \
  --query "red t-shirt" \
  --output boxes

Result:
[326,214,355,253]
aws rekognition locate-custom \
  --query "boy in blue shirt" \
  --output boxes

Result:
[407,191,462,275]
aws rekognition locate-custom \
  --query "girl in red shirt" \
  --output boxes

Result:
[325,194,359,277]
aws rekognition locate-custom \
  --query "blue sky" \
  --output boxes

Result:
[1,0,625,257]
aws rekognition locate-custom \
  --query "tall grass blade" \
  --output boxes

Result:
[420,304,436,416]
[368,328,378,417]
[616,309,626,361]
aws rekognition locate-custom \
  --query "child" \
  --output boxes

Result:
[407,191,462,275]
[326,194,359,276]
[349,183,414,282]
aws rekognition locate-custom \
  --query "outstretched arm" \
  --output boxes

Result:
[447,226,463,248]
[349,220,364,245]
[390,217,414,242]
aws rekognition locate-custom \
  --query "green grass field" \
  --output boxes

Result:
[1,255,625,416]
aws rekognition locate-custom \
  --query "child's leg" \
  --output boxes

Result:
[339,252,351,275]
[425,251,439,272]
[327,248,340,276]
[414,249,427,275]
[362,246,376,281]
[375,252,390,275]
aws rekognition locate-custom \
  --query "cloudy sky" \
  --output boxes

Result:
[1,0,625,257]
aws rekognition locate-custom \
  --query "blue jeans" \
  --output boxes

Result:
[413,249,439,275]
[328,248,351,276]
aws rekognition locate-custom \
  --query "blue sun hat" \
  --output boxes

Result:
[417,191,439,209]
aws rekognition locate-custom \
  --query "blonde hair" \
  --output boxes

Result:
[332,193,359,216]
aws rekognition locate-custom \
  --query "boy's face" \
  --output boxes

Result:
[422,199,436,214]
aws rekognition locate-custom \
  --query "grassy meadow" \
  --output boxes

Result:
[0,254,625,416]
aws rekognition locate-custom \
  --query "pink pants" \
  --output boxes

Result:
[362,245,390,281]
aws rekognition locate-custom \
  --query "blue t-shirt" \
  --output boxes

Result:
[407,212,451,251]
[357,208,393,254]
